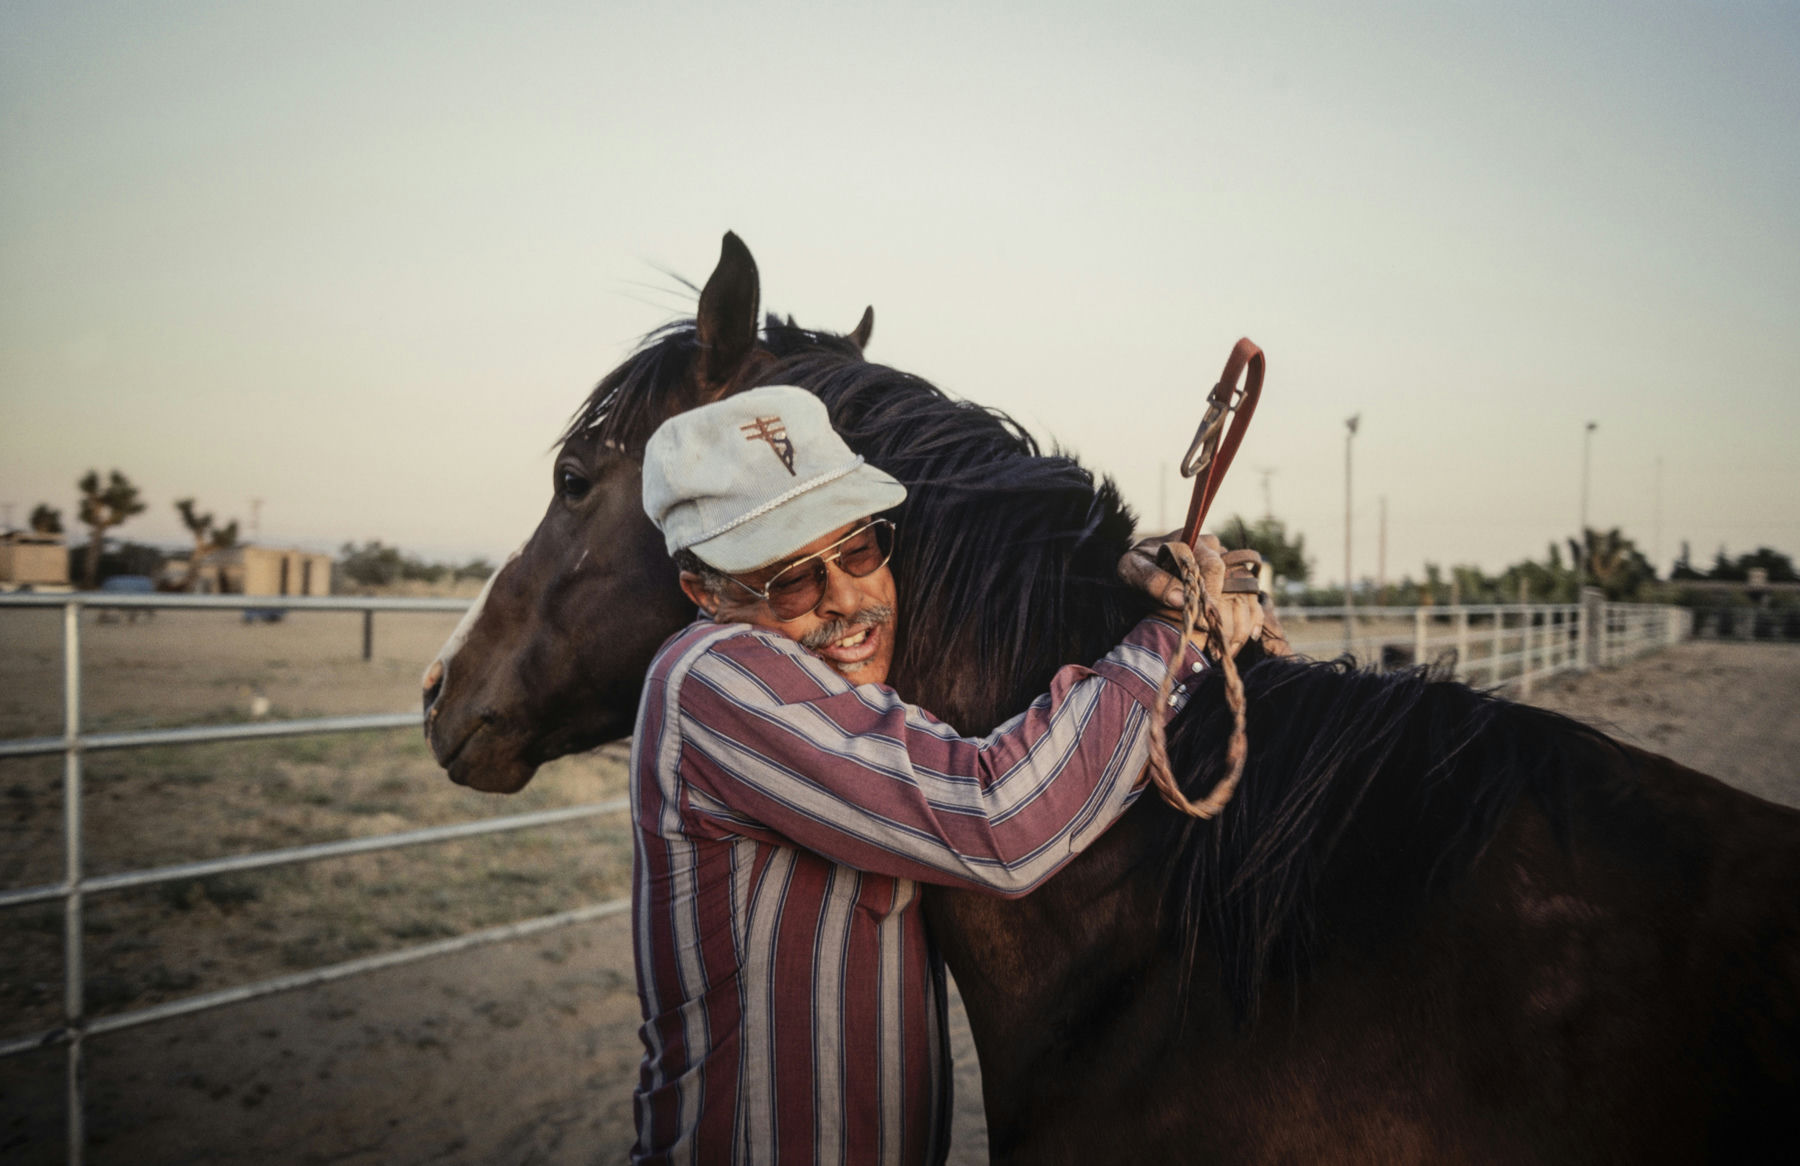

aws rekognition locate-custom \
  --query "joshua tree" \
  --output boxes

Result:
[175,498,240,592]
[78,470,146,588]
[29,504,63,535]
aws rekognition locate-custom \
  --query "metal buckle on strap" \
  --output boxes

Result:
[1181,380,1246,481]
[1180,339,1265,546]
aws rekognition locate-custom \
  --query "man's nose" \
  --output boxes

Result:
[813,558,862,620]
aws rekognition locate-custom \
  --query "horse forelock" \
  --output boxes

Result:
[560,321,701,453]
[559,315,870,456]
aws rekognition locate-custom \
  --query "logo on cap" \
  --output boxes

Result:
[740,416,797,476]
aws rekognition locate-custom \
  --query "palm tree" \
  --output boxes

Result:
[1568,527,1654,600]
[77,470,146,588]
[175,498,240,592]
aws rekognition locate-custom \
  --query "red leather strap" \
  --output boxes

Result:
[1181,338,1264,546]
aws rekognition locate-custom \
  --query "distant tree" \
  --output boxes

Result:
[1670,540,1704,581]
[1708,546,1744,582]
[1216,514,1310,585]
[399,555,447,584]
[1569,527,1655,600]
[340,541,405,587]
[455,557,495,582]
[1450,564,1497,605]
[339,541,495,590]
[1421,562,1445,605]
[175,498,241,591]
[1728,547,1797,583]
[29,504,62,535]
[78,469,147,589]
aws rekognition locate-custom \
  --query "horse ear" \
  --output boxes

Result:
[849,306,874,352]
[695,232,761,395]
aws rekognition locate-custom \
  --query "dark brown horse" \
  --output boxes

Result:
[424,234,1800,1162]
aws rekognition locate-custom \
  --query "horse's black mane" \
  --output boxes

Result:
[559,316,868,453]
[1157,655,1630,1020]
[570,313,1620,1022]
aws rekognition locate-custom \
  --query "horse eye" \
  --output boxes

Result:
[558,467,592,501]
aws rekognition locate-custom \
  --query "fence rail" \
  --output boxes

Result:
[1275,599,1689,694]
[0,590,1691,1163]
[0,591,632,1166]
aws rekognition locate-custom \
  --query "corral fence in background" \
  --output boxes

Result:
[0,591,631,1166]
[1688,606,1800,643]
[1278,598,1691,694]
[0,591,1692,1163]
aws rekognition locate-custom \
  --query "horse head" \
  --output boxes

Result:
[422,233,871,792]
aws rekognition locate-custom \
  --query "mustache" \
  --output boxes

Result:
[798,604,895,650]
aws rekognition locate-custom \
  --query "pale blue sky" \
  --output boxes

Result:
[3,1,1796,582]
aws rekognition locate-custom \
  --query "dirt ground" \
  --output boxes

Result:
[2,628,1796,1164]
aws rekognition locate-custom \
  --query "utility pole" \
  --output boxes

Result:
[1652,456,1663,576]
[1377,495,1388,604]
[1344,415,1359,654]
[1256,467,1277,522]
[1576,422,1596,595]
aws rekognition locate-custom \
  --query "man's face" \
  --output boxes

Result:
[679,519,899,686]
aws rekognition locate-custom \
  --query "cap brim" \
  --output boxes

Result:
[690,463,907,573]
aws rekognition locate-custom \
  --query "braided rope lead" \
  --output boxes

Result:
[1145,543,1248,819]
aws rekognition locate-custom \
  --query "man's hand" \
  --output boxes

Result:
[1117,531,1266,658]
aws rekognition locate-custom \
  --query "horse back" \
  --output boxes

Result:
[969,740,1800,1164]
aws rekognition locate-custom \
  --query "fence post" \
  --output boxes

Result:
[1414,607,1428,671]
[1520,607,1534,697]
[1491,609,1505,685]
[62,601,86,1166]
[362,610,374,662]
[1455,610,1470,683]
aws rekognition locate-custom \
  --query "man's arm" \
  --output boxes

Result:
[667,618,1204,896]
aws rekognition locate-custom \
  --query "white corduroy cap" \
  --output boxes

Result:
[641,386,907,573]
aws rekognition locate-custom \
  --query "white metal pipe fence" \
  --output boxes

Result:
[0,591,631,1166]
[1275,600,1691,692]
[0,590,1692,1163]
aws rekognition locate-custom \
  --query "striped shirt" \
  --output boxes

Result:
[629,616,1201,1165]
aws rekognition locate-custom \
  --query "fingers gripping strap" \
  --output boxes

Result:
[1144,542,1249,820]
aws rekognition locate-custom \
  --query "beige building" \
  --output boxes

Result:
[0,532,71,589]
[183,546,334,596]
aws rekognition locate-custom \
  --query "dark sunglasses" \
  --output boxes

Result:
[725,518,896,621]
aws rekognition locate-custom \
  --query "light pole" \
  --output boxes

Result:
[1344,414,1359,654]
[1576,422,1596,596]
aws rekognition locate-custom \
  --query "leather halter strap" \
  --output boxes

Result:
[1180,337,1265,547]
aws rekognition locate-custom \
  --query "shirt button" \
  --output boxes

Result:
[1190,661,1204,673]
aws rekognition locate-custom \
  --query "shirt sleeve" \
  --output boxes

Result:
[670,617,1205,897]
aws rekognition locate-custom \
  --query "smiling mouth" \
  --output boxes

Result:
[814,623,880,671]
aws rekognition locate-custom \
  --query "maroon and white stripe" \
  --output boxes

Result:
[629,618,1199,1164]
